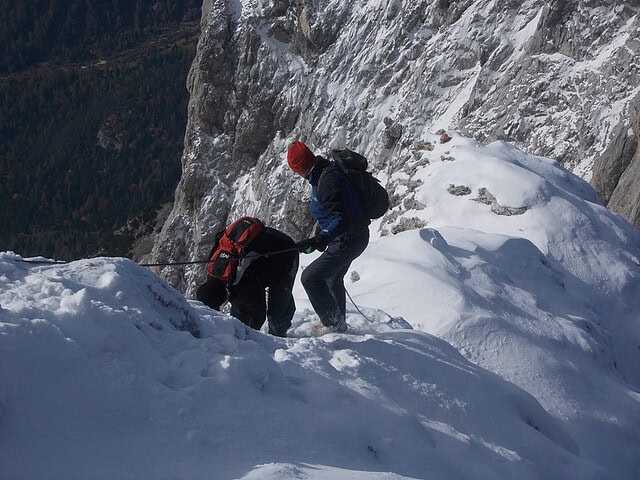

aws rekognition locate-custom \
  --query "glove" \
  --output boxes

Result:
[297,235,328,254]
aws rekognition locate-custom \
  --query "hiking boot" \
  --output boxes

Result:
[312,320,348,336]
[333,319,348,333]
[311,321,329,336]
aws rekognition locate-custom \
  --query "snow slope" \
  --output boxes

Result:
[2,136,640,479]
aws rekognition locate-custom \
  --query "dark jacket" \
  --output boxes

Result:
[200,225,298,336]
[308,156,368,242]
[208,226,297,287]
[239,226,298,285]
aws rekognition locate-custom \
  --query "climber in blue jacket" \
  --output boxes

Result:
[288,141,370,333]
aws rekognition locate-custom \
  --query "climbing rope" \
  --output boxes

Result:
[345,286,373,322]
[139,259,209,267]
[15,246,302,268]
[14,248,374,323]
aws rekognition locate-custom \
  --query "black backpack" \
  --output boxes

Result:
[329,149,390,219]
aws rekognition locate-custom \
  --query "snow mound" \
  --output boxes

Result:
[0,253,603,480]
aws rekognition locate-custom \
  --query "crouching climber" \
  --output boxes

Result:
[196,217,299,337]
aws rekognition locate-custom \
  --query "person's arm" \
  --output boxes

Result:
[317,169,348,241]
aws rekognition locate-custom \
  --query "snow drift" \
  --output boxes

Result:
[2,136,640,479]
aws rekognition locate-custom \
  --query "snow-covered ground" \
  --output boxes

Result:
[2,135,640,479]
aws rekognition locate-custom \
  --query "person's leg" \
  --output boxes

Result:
[301,252,343,326]
[266,257,298,337]
[267,287,295,336]
[327,232,369,327]
[301,232,368,327]
[229,274,266,331]
[328,263,350,319]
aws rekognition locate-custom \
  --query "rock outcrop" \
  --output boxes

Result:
[153,0,640,294]
[592,92,640,226]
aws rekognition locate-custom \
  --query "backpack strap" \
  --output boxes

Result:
[232,251,260,285]
[317,161,347,191]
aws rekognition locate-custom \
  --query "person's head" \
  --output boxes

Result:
[196,278,228,310]
[287,141,316,178]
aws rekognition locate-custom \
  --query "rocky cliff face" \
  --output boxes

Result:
[592,91,640,227]
[152,0,640,294]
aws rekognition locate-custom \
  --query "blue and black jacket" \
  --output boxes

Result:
[308,156,369,243]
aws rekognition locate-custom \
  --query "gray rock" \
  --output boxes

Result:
[592,92,640,224]
[151,0,640,293]
[448,184,472,196]
[474,188,528,216]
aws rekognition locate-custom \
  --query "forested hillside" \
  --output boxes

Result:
[0,0,201,260]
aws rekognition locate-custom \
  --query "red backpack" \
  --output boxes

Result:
[206,217,264,283]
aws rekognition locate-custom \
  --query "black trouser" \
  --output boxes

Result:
[230,260,297,337]
[301,229,369,326]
